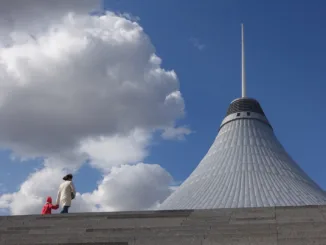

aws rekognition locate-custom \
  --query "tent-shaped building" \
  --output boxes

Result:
[159,25,326,210]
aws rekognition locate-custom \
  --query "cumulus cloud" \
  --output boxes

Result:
[0,129,175,215]
[0,1,185,215]
[0,0,99,44]
[0,162,173,215]
[80,129,151,172]
[78,163,173,212]
[0,166,65,214]
[0,11,184,158]
[0,0,97,18]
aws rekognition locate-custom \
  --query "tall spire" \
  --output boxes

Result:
[241,23,246,98]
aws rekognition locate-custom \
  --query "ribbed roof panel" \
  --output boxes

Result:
[159,99,326,209]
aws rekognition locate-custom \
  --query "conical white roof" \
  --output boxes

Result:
[160,98,326,209]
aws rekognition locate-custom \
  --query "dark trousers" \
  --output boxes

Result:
[60,206,70,213]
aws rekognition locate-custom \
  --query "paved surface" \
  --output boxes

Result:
[1,205,326,244]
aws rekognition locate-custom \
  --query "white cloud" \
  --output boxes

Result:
[0,1,185,215]
[0,166,66,215]
[80,129,151,172]
[0,0,99,42]
[119,12,141,22]
[189,37,205,51]
[0,9,184,158]
[0,129,176,215]
[0,162,173,215]
[162,126,192,140]
[77,163,173,212]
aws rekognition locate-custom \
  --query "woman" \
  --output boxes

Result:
[56,174,76,213]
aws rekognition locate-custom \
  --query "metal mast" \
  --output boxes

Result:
[241,23,246,98]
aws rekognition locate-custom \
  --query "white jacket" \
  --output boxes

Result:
[56,181,76,207]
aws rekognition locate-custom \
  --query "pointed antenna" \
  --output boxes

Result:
[241,23,246,98]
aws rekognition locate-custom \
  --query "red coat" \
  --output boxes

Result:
[41,197,59,215]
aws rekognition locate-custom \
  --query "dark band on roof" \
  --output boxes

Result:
[226,98,266,116]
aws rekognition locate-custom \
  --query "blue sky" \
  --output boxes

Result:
[0,0,325,203]
[103,0,326,187]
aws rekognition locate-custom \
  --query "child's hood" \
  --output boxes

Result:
[46,196,52,203]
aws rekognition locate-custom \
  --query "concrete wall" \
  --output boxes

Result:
[1,205,326,244]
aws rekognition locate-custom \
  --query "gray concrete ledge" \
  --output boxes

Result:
[1,205,326,244]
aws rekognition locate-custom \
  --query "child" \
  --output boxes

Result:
[41,196,59,215]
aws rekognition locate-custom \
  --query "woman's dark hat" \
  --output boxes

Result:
[63,174,73,181]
